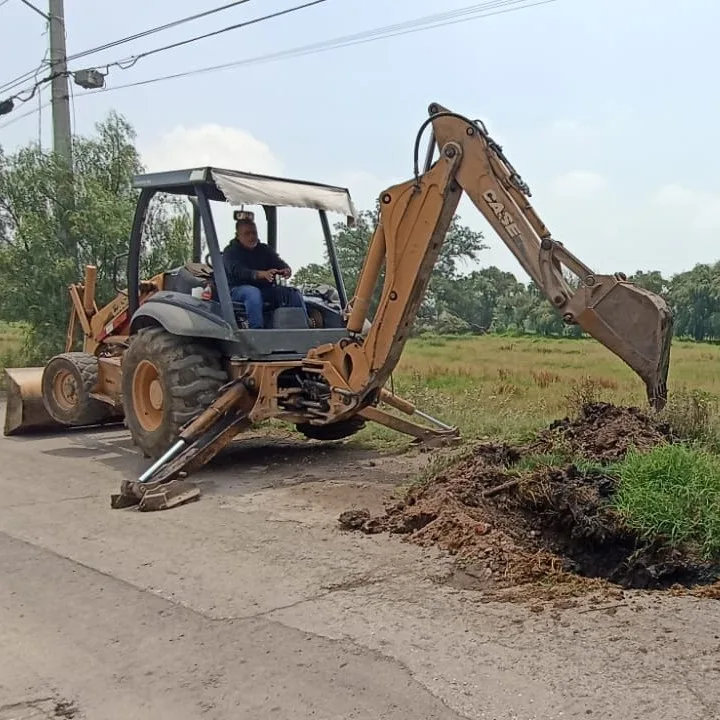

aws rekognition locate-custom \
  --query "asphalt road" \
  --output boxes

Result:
[1,406,719,720]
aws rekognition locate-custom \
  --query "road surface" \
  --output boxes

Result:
[1,405,719,719]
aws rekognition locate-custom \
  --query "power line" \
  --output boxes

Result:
[97,0,330,72]
[2,0,331,106]
[0,0,557,131]
[66,0,256,62]
[18,0,49,20]
[0,99,48,129]
[0,63,48,95]
[0,0,256,98]
[88,0,557,93]
[0,3,50,95]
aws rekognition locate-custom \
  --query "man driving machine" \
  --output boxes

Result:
[222,211,309,329]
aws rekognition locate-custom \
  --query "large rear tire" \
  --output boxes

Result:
[41,352,114,427]
[121,326,228,459]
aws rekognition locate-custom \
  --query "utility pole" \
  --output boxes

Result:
[48,0,72,166]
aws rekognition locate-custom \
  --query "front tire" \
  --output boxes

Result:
[121,326,228,459]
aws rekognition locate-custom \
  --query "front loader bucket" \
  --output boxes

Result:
[573,279,673,410]
[2,367,66,436]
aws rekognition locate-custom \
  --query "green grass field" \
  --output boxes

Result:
[355,333,720,448]
[2,326,718,436]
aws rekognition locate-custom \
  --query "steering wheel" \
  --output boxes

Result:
[204,252,213,268]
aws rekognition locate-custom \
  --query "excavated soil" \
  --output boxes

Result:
[338,402,720,599]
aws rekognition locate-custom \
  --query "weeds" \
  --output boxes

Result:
[530,370,561,388]
[661,386,720,448]
[563,376,604,416]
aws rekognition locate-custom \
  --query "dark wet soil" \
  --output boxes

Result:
[339,403,720,595]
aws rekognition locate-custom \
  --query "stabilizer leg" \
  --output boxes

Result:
[111,380,251,511]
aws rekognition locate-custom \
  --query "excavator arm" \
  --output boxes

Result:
[317,102,672,413]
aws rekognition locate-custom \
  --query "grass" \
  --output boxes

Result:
[613,444,720,559]
[351,334,720,449]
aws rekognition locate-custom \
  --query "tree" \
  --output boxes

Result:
[293,262,335,288]
[0,111,191,360]
[667,263,720,341]
[629,270,669,297]
[439,266,525,332]
[295,204,487,330]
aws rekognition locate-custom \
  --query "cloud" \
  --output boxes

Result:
[137,124,392,273]
[652,184,720,233]
[140,124,284,176]
[548,170,607,198]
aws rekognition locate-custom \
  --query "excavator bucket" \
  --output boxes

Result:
[573,278,673,410]
[2,367,65,436]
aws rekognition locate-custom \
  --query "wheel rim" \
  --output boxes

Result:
[52,369,78,410]
[132,359,164,433]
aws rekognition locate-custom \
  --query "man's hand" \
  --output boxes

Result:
[278,267,291,279]
[255,269,277,282]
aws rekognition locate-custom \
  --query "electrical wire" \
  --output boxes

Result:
[0,10,50,96]
[0,63,47,95]
[2,0,331,105]
[87,0,556,94]
[0,0,557,130]
[69,76,77,154]
[97,0,330,73]
[37,81,43,146]
[17,0,49,21]
[66,0,257,62]
[0,100,48,129]
[1,0,257,95]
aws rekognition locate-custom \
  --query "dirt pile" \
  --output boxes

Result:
[339,402,719,597]
[527,402,674,462]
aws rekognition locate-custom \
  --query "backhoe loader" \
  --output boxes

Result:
[3,102,674,512]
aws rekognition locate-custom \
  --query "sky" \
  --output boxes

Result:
[1,0,719,282]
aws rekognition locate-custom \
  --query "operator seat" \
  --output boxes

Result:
[231,288,309,330]
[165,262,307,329]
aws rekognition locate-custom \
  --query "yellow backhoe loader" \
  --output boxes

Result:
[3,102,674,512]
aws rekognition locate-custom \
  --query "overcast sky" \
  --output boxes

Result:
[1,0,717,280]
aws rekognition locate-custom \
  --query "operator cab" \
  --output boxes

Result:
[127,166,361,361]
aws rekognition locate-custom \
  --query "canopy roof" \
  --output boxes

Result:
[132,166,358,219]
